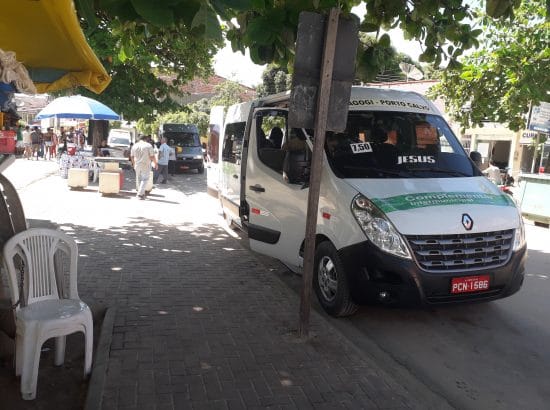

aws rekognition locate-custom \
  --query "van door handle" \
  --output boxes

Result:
[249,184,265,192]
[232,174,239,179]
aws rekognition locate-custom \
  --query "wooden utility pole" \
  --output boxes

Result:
[298,8,340,339]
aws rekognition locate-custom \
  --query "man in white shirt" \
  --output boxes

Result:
[156,137,171,184]
[483,160,502,185]
[131,135,158,199]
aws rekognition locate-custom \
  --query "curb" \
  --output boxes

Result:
[84,306,116,410]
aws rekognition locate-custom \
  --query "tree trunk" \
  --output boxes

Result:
[89,120,109,155]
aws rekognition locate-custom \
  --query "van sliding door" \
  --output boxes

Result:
[220,121,246,222]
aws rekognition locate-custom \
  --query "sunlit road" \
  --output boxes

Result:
[275,222,550,409]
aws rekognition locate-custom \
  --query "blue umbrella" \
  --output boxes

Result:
[34,95,120,120]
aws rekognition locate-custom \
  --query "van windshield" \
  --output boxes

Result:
[324,111,480,179]
[109,136,130,145]
[165,132,200,147]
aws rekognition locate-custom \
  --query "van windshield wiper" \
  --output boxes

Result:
[408,167,470,177]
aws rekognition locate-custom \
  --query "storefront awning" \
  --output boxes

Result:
[0,0,111,94]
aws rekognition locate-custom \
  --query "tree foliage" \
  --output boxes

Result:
[74,2,221,121]
[79,0,522,89]
[257,65,292,97]
[209,80,247,107]
[430,0,549,131]
[135,79,245,138]
[356,33,424,82]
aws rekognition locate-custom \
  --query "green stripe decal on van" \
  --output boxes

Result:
[371,192,515,213]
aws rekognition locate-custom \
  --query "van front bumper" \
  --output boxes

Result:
[338,241,526,306]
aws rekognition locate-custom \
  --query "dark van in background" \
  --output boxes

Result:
[160,123,204,174]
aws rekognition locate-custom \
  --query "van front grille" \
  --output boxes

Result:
[406,229,514,272]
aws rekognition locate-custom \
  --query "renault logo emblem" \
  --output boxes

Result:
[462,214,473,231]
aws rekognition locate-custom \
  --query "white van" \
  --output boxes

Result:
[107,129,133,154]
[217,87,527,316]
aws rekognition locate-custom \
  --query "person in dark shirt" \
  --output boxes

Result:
[97,140,110,157]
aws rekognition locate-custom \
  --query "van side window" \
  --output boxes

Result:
[255,111,287,174]
[222,122,246,164]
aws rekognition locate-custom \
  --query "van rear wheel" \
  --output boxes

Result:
[313,242,358,317]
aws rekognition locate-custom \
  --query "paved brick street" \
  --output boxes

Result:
[2,159,448,409]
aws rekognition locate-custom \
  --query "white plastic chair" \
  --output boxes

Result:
[2,228,93,400]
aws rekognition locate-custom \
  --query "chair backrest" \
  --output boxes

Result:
[284,149,310,184]
[2,228,79,309]
[268,127,283,149]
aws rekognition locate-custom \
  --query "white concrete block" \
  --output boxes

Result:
[99,172,120,194]
[67,168,89,189]
[103,162,119,172]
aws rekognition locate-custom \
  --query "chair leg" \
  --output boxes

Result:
[20,338,42,400]
[54,336,66,366]
[83,322,93,377]
[15,333,24,376]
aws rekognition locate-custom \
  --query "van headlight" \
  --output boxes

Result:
[193,155,203,160]
[512,215,526,251]
[351,194,411,259]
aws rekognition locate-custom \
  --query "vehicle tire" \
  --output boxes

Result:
[313,241,358,317]
[197,164,204,174]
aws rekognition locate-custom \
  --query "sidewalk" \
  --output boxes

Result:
[2,159,449,409]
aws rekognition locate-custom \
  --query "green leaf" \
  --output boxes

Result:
[486,0,513,18]
[360,22,380,32]
[378,33,391,47]
[251,0,265,8]
[130,0,175,26]
[245,17,277,45]
[75,0,97,31]
[459,70,474,81]
[191,4,223,42]
[447,58,463,70]
[118,45,127,62]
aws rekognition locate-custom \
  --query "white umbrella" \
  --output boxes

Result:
[35,95,120,120]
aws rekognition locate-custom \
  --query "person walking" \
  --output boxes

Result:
[42,127,55,160]
[30,126,41,160]
[131,135,158,200]
[155,137,170,184]
[168,140,176,176]
[50,128,58,160]
[22,125,32,159]
[58,126,67,154]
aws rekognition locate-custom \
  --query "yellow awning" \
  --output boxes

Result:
[0,0,111,94]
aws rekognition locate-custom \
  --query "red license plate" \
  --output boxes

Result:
[451,275,490,294]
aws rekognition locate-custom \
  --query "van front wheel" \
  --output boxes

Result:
[313,242,358,317]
